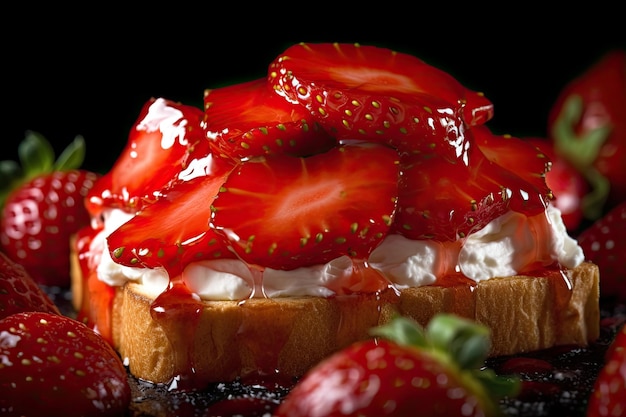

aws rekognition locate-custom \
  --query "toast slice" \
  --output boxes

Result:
[106,262,599,385]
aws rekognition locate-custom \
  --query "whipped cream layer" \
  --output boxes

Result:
[93,205,584,300]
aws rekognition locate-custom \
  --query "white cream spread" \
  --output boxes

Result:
[91,204,584,300]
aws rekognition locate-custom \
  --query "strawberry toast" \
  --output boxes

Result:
[70,42,600,389]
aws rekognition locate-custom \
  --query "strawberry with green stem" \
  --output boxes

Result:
[548,50,626,222]
[0,131,100,287]
[275,314,520,417]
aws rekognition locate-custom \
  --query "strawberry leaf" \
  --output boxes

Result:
[552,95,612,167]
[474,368,521,399]
[372,314,493,370]
[53,135,86,171]
[551,94,614,221]
[370,315,428,347]
[371,314,521,406]
[18,130,55,178]
[426,313,491,370]
[1,131,88,210]
[0,160,21,207]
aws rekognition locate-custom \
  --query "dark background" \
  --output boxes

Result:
[4,9,625,174]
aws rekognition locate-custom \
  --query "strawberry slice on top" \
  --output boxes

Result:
[204,78,337,160]
[107,162,236,277]
[268,42,493,159]
[393,127,551,241]
[472,126,552,203]
[86,97,211,217]
[209,142,400,270]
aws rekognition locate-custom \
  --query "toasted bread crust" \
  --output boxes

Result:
[107,262,599,384]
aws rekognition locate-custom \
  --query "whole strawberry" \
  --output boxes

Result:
[577,201,626,301]
[274,314,520,417]
[0,131,100,286]
[548,50,626,221]
[586,323,626,417]
[0,311,131,417]
[0,251,59,319]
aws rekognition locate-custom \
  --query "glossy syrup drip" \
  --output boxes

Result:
[141,254,577,392]
[144,259,400,391]
[231,265,294,384]
[517,263,575,316]
[229,261,395,385]
[433,271,477,288]
[430,262,576,344]
[328,258,393,295]
[150,275,205,391]
[332,260,399,347]
[236,302,292,383]
[533,263,576,345]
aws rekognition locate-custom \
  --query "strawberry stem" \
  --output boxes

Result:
[19,130,55,178]
[426,313,491,369]
[0,131,87,208]
[370,315,428,348]
[54,135,87,171]
[551,94,612,221]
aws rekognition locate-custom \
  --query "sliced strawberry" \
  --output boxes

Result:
[275,315,519,417]
[394,128,550,241]
[577,201,626,301]
[107,164,236,277]
[472,127,553,213]
[0,251,60,319]
[394,149,504,241]
[473,127,551,190]
[204,78,336,160]
[0,311,131,416]
[209,142,400,270]
[86,97,211,216]
[268,42,493,159]
[269,42,494,126]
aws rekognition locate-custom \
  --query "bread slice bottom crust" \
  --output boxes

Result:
[109,262,600,386]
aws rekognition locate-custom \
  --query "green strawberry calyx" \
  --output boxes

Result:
[371,314,521,416]
[0,131,87,208]
[551,94,612,222]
